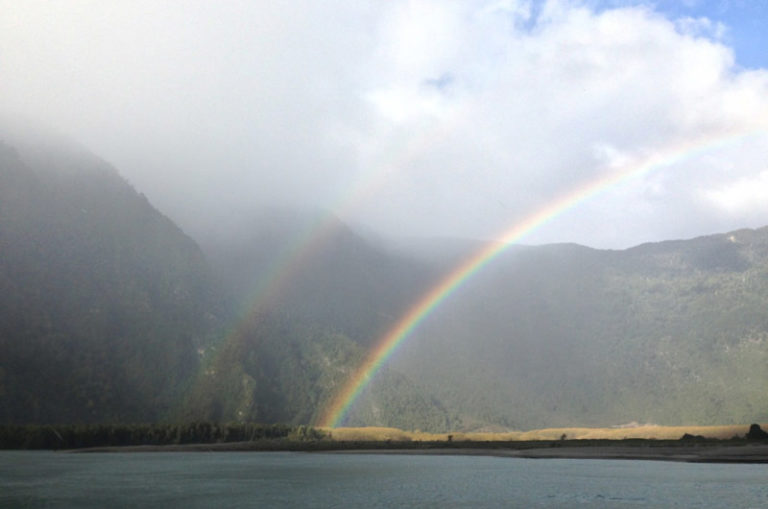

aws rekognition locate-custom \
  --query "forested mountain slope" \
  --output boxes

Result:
[0,128,449,430]
[0,136,222,423]
[392,229,768,430]
[179,310,453,430]
[188,211,453,430]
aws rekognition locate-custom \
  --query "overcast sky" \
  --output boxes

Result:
[2,0,767,249]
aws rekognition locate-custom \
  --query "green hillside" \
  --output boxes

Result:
[187,210,453,430]
[392,231,768,430]
[179,310,453,431]
[0,137,222,423]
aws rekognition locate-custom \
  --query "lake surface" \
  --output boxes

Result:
[1,451,766,508]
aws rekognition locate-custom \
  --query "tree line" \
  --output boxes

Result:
[0,422,314,449]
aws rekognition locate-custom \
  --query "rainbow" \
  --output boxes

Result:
[223,114,459,322]
[230,212,338,317]
[318,128,767,428]
[206,116,463,389]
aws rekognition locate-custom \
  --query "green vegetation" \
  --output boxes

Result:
[0,422,295,449]
[395,235,768,429]
[177,310,453,430]
[178,312,361,425]
[0,139,223,424]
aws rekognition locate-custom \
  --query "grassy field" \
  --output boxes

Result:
[320,423,768,442]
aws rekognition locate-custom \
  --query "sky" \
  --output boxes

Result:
[1,0,767,249]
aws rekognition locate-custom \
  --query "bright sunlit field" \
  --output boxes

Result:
[322,423,767,442]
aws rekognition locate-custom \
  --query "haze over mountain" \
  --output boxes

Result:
[1,127,767,432]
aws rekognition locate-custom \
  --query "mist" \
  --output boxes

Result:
[2,0,767,249]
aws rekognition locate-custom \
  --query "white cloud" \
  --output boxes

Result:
[344,1,768,246]
[703,170,768,216]
[1,0,767,248]
[675,16,726,40]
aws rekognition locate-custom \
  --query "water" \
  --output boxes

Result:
[1,451,766,508]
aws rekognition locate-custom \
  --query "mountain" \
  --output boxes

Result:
[0,131,222,423]
[3,123,767,432]
[0,125,449,430]
[194,205,768,431]
[391,229,768,430]
[178,310,454,430]
[200,208,438,347]
[184,208,454,430]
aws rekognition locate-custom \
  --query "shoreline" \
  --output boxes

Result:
[64,440,768,463]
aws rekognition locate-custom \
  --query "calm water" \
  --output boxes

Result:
[1,451,766,508]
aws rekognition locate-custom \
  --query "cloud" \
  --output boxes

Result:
[703,170,768,217]
[345,1,768,246]
[675,16,727,40]
[1,0,767,248]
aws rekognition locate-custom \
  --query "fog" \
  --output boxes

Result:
[2,0,767,248]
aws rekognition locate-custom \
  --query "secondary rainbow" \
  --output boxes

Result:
[222,114,461,324]
[318,128,767,428]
